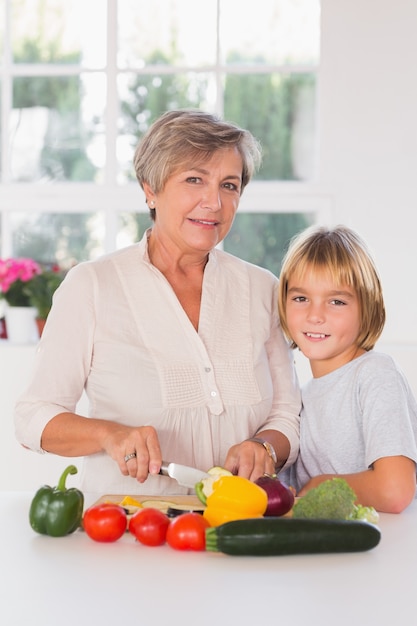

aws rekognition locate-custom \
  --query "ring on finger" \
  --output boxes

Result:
[124,452,137,463]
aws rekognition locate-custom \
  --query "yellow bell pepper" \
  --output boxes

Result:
[118,495,143,508]
[203,475,268,527]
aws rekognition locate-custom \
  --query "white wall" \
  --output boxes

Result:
[291,0,417,393]
[0,344,84,491]
[319,0,417,350]
[2,1,417,490]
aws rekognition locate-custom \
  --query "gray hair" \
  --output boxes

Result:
[133,110,262,217]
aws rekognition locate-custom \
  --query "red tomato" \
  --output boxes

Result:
[83,503,127,542]
[129,508,170,547]
[166,512,210,551]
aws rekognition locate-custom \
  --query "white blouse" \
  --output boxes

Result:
[15,232,301,494]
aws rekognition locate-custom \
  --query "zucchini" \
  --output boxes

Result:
[205,517,381,556]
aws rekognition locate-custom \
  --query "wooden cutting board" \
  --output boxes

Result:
[94,494,204,514]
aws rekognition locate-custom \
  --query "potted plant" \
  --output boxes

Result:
[0,258,42,306]
[27,265,66,336]
[0,258,42,343]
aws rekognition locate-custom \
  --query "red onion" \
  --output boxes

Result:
[255,475,295,516]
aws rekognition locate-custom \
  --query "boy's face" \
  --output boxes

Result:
[285,266,364,377]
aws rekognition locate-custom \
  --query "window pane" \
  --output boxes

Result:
[224,213,315,276]
[116,213,318,271]
[11,73,106,182]
[10,212,105,265]
[117,212,153,249]
[118,0,218,68]
[224,73,316,181]
[220,0,320,66]
[118,71,214,182]
[11,0,106,67]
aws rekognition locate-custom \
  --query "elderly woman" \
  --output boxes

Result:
[15,110,301,495]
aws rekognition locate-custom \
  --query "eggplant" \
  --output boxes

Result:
[166,507,204,518]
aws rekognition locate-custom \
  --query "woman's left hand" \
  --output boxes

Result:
[223,439,276,482]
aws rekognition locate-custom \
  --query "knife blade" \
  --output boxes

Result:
[159,461,210,489]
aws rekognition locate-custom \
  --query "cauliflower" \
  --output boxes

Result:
[350,504,380,525]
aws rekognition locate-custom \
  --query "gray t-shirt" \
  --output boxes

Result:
[287,351,417,493]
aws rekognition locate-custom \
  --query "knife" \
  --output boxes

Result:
[159,461,210,489]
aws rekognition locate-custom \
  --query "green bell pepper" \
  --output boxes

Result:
[29,465,84,537]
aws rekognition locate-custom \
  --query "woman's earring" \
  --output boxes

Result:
[149,200,155,207]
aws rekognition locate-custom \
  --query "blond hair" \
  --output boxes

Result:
[133,109,262,218]
[278,225,386,351]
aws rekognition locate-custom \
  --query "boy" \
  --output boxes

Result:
[278,225,417,512]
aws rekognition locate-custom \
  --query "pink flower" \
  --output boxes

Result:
[0,258,42,294]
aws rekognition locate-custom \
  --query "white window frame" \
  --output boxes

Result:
[0,0,332,258]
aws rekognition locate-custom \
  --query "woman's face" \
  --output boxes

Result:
[146,147,243,255]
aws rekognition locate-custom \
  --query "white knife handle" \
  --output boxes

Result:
[159,461,170,477]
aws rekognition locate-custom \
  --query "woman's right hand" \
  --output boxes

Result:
[41,413,163,483]
[100,423,162,483]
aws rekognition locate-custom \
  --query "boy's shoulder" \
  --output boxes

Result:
[357,350,397,370]
[345,351,398,380]
[350,351,409,389]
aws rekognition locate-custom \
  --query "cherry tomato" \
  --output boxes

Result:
[166,512,210,551]
[83,503,127,542]
[129,507,170,547]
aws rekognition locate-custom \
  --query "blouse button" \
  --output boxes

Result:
[205,367,211,373]
[210,391,217,397]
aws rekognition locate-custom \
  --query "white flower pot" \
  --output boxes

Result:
[4,306,38,344]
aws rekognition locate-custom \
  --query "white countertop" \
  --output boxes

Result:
[1,492,416,626]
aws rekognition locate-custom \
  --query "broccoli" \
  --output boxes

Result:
[292,477,379,524]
